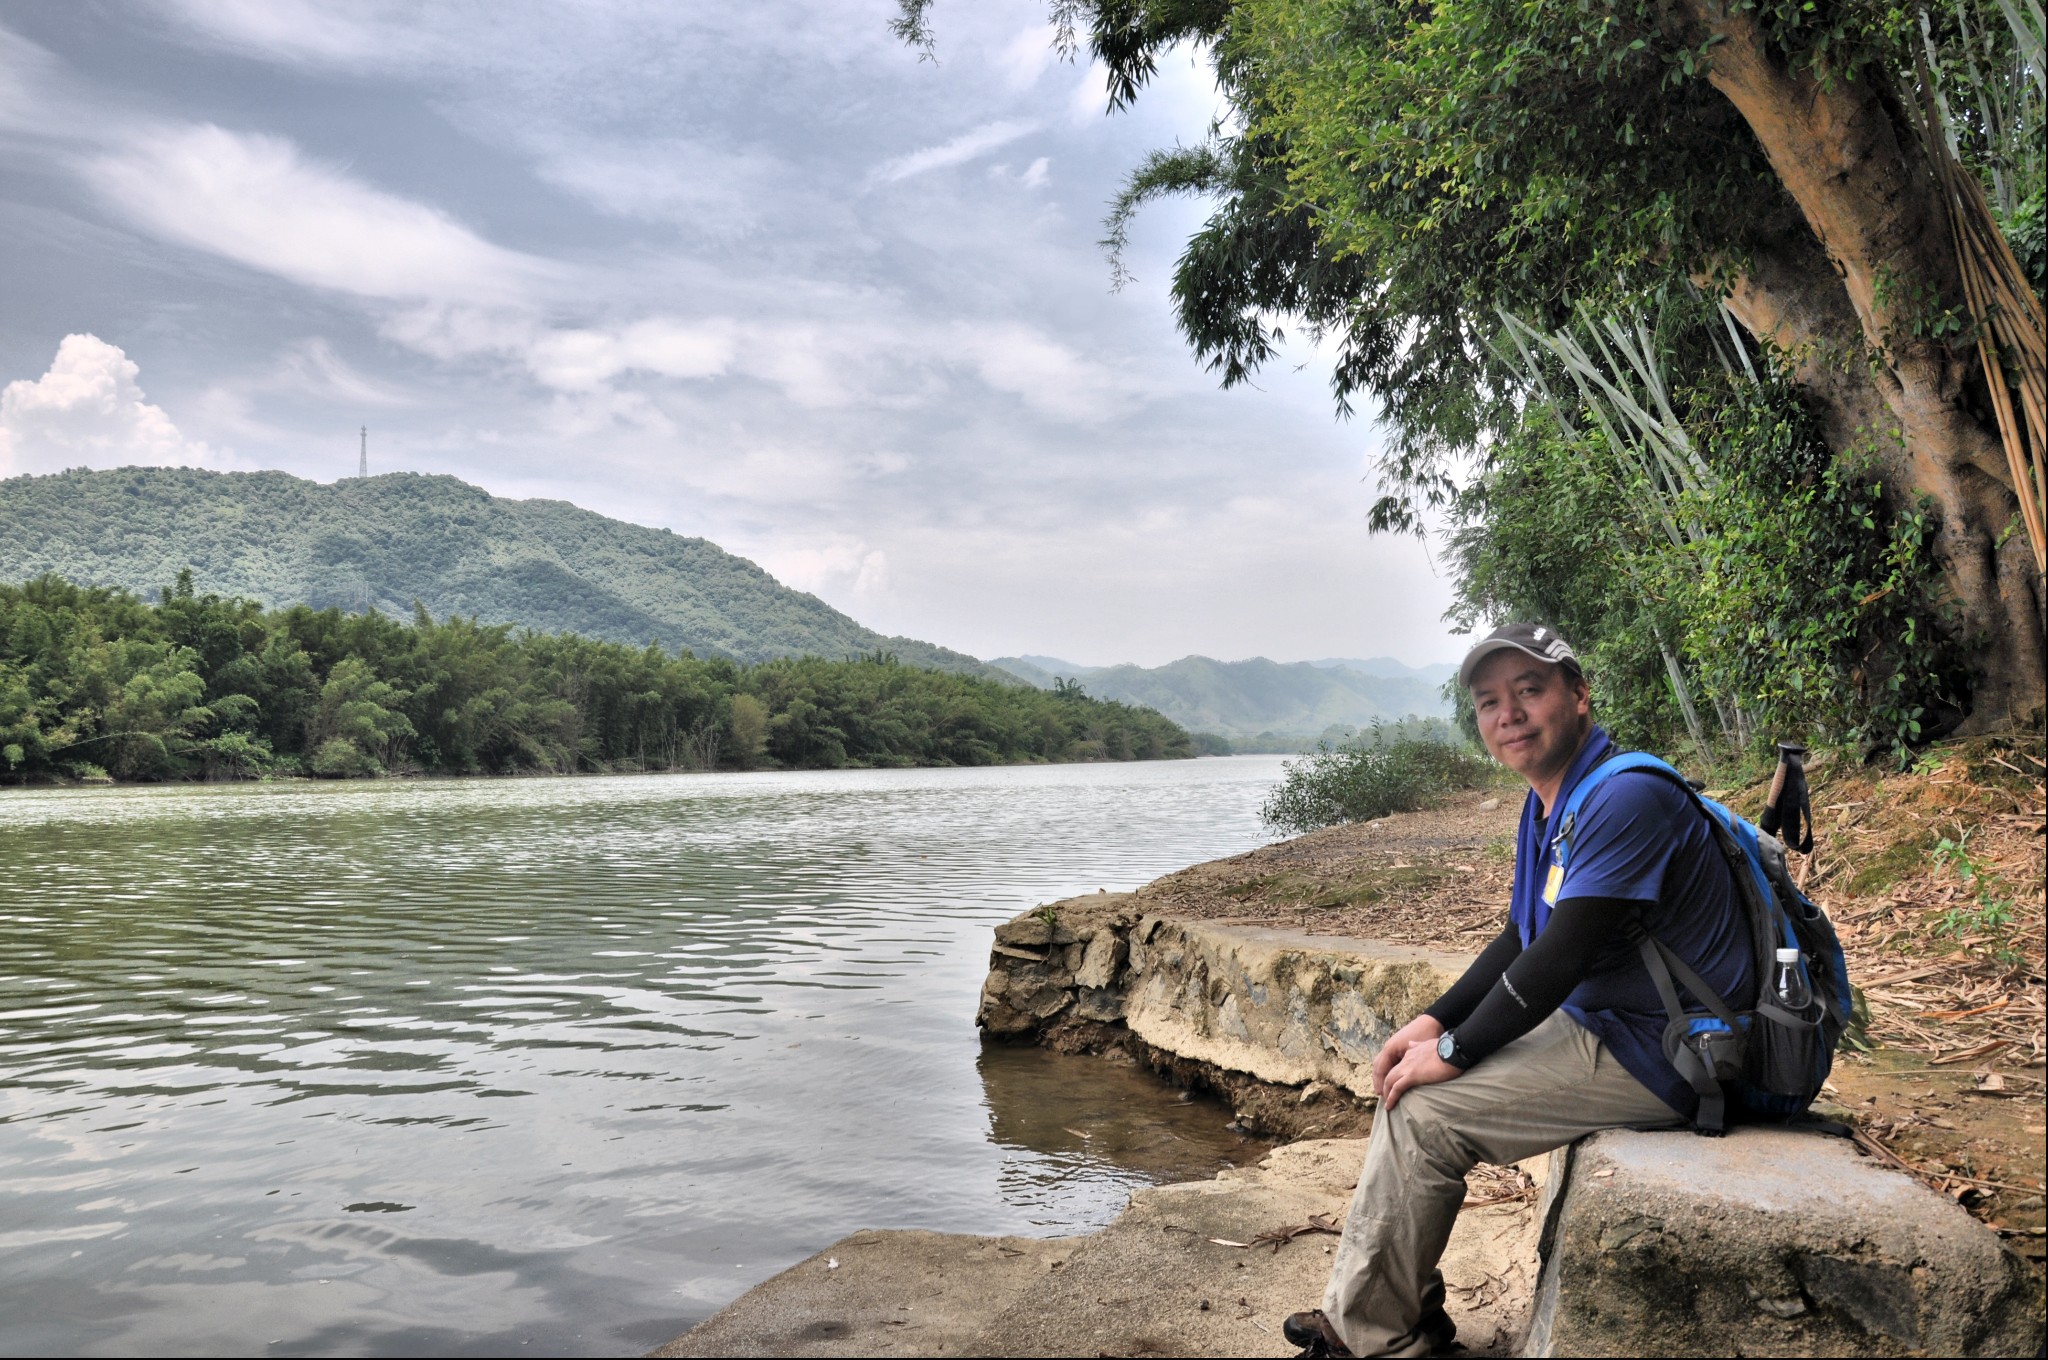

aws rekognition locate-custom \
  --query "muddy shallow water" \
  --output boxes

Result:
[0,758,1286,1357]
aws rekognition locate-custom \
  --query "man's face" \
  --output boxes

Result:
[1469,651,1591,791]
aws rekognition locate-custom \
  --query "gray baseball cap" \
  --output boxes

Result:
[1458,622,1584,688]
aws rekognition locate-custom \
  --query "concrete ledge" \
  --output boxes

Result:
[1125,920,1469,1095]
[1528,1127,2045,1357]
[977,896,1469,1099]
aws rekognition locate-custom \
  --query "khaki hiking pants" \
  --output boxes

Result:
[1322,1011,1681,1357]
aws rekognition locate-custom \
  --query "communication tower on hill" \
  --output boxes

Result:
[359,426,368,478]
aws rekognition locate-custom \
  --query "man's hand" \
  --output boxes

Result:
[1371,1014,1445,1099]
[1379,1039,1461,1110]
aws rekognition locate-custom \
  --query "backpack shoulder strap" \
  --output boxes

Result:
[1554,752,1692,872]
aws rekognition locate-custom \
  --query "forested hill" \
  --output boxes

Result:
[0,466,1000,676]
[988,653,1449,738]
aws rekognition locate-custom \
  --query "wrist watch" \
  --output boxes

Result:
[1436,1029,1475,1070]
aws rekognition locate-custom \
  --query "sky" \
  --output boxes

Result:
[0,0,1462,669]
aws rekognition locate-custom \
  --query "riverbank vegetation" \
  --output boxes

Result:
[904,0,2047,771]
[0,573,1191,782]
[1261,721,1494,834]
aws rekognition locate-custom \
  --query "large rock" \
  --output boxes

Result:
[1527,1127,2045,1357]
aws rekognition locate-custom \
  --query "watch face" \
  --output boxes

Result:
[1437,1032,1456,1062]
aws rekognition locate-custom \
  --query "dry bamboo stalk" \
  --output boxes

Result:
[1907,51,2048,574]
[1942,144,2043,549]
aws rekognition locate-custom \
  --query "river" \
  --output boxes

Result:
[0,756,1289,1357]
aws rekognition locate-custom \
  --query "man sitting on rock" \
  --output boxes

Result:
[1285,622,1756,1358]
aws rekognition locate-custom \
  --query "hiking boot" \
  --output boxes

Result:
[1282,1306,1457,1357]
[1282,1310,1353,1357]
[1420,1304,1458,1353]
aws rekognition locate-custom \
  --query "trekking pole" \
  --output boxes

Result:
[1759,741,1815,887]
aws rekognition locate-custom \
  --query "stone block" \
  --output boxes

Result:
[1527,1127,2044,1357]
[993,917,1053,948]
[1073,933,1125,990]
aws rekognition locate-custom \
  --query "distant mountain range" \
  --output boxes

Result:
[1308,656,1459,687]
[988,653,1453,739]
[0,466,1001,676]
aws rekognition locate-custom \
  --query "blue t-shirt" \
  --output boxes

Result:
[1522,751,1757,1117]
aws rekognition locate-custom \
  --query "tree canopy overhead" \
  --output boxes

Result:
[902,0,2046,733]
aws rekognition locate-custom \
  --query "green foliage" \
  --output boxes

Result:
[0,574,1194,783]
[1929,831,2024,962]
[0,467,1006,680]
[1260,723,1492,835]
[1450,363,1964,767]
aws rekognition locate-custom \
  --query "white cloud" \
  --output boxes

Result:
[953,323,1153,424]
[1069,60,1114,126]
[1020,156,1050,189]
[531,138,786,236]
[377,303,539,364]
[379,305,735,402]
[82,124,548,302]
[275,339,417,407]
[997,25,1060,92]
[756,536,891,603]
[523,319,734,391]
[0,334,214,474]
[146,0,423,66]
[873,120,1035,184]
[544,386,677,439]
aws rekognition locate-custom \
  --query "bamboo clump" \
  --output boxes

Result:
[1910,11,2048,578]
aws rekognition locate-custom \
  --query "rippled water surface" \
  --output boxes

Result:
[0,758,1287,1356]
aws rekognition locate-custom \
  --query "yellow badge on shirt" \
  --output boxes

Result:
[1542,863,1564,906]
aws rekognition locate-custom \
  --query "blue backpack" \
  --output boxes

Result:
[1555,752,1854,1135]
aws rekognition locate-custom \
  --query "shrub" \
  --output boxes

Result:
[309,737,381,778]
[1261,728,1492,835]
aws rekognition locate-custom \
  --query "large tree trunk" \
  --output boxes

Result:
[1684,4,2045,728]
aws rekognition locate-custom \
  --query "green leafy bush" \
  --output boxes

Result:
[1261,727,1493,835]
[308,736,380,778]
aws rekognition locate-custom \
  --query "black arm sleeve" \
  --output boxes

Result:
[1422,923,1522,1029]
[1448,896,1639,1066]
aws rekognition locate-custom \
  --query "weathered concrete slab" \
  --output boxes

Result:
[1527,1127,2046,1357]
[650,1231,1076,1357]
[1124,921,1470,1096]
[978,894,1471,1099]
[656,1139,1548,1359]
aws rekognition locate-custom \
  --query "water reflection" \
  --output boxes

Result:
[0,758,1284,1356]
[978,1044,1269,1224]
